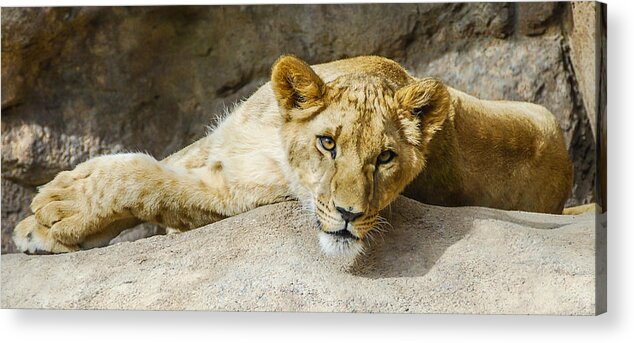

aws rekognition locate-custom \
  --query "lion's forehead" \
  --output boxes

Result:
[328,75,400,113]
[330,106,400,156]
[327,78,401,134]
[319,121,396,170]
[310,75,408,164]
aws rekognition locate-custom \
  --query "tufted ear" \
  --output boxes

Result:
[271,55,326,119]
[395,78,450,119]
[395,78,451,145]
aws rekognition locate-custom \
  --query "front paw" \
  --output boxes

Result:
[13,216,79,254]
[30,164,101,245]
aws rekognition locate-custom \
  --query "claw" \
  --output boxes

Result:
[13,215,79,254]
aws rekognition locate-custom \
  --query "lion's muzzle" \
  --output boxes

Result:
[324,226,360,240]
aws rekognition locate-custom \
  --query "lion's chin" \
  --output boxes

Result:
[318,231,364,257]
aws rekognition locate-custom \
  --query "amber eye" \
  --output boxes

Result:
[318,136,336,151]
[377,150,396,165]
[318,136,336,159]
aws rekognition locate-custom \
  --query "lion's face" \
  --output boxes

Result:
[271,55,449,256]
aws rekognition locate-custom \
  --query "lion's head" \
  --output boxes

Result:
[271,55,450,256]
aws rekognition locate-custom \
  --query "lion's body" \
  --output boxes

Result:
[404,88,572,213]
[13,56,572,255]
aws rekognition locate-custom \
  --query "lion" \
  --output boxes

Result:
[12,55,573,256]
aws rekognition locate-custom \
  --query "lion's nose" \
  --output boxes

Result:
[335,206,363,222]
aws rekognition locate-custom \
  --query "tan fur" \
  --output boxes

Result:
[13,55,573,256]
[562,203,601,215]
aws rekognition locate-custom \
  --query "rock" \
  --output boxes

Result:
[109,222,165,245]
[563,2,606,207]
[411,36,572,141]
[517,2,560,36]
[1,4,599,252]
[1,179,34,253]
[1,197,601,314]
[566,2,601,138]
[1,123,128,186]
[1,8,87,109]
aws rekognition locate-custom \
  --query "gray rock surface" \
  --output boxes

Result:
[567,2,600,138]
[1,197,599,314]
[1,4,601,252]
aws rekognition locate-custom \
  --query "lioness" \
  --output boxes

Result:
[13,55,573,256]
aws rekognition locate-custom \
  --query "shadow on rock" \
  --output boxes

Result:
[349,197,568,279]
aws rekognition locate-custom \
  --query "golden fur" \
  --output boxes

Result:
[13,55,572,256]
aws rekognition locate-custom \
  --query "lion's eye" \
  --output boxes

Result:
[318,136,336,152]
[377,150,396,165]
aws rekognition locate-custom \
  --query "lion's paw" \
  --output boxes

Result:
[13,215,79,254]
[29,161,104,245]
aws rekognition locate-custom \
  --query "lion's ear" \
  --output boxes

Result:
[395,78,451,145]
[395,78,449,119]
[271,55,326,118]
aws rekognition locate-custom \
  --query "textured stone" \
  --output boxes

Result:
[1,123,126,186]
[2,8,79,108]
[0,197,601,314]
[1,4,598,252]
[517,2,559,36]
[567,2,599,137]
[410,37,573,141]
[1,179,34,253]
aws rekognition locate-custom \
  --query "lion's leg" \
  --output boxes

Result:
[80,217,144,249]
[13,216,79,254]
[562,203,602,215]
[13,215,143,254]
[13,152,239,253]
